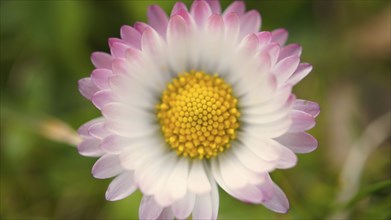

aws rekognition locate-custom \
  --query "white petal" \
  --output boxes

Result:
[240,134,281,162]
[241,95,295,125]
[241,113,292,139]
[218,153,247,188]
[192,191,213,220]
[172,192,195,219]
[120,139,166,171]
[92,154,123,179]
[211,160,265,204]
[101,134,146,154]
[139,196,163,220]
[232,142,276,173]
[188,160,211,194]
[105,171,136,201]
[137,153,176,201]
[166,158,189,201]
[102,102,153,123]
[109,74,157,109]
[210,177,219,220]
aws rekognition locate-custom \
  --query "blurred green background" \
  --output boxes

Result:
[1,0,390,219]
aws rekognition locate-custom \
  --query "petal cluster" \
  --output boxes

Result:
[77,0,319,219]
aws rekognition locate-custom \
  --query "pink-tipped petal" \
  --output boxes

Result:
[172,192,196,219]
[141,27,163,55]
[279,44,302,61]
[92,90,116,110]
[274,132,318,153]
[223,12,240,40]
[206,0,221,14]
[224,1,245,16]
[191,0,212,28]
[207,14,225,34]
[91,69,112,89]
[92,154,123,179]
[105,171,136,201]
[111,58,130,76]
[239,10,261,39]
[134,22,150,34]
[273,56,300,83]
[120,25,141,49]
[271,28,289,46]
[287,63,313,85]
[262,183,290,213]
[108,38,127,48]
[275,143,298,169]
[148,5,169,37]
[260,42,280,67]
[293,99,320,117]
[78,118,104,137]
[289,110,316,132]
[139,196,164,220]
[157,208,174,220]
[167,14,189,42]
[171,2,188,16]
[110,42,131,58]
[77,138,104,157]
[91,52,113,69]
[238,33,259,55]
[88,121,109,140]
[256,31,272,46]
[78,77,99,100]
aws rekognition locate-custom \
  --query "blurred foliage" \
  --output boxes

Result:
[1,0,390,219]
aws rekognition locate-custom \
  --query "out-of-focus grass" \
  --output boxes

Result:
[1,0,390,219]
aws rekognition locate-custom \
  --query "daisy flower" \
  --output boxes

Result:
[77,0,319,219]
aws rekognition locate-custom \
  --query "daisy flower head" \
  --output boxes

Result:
[77,0,319,219]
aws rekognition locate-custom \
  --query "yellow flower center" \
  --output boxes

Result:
[156,71,240,159]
